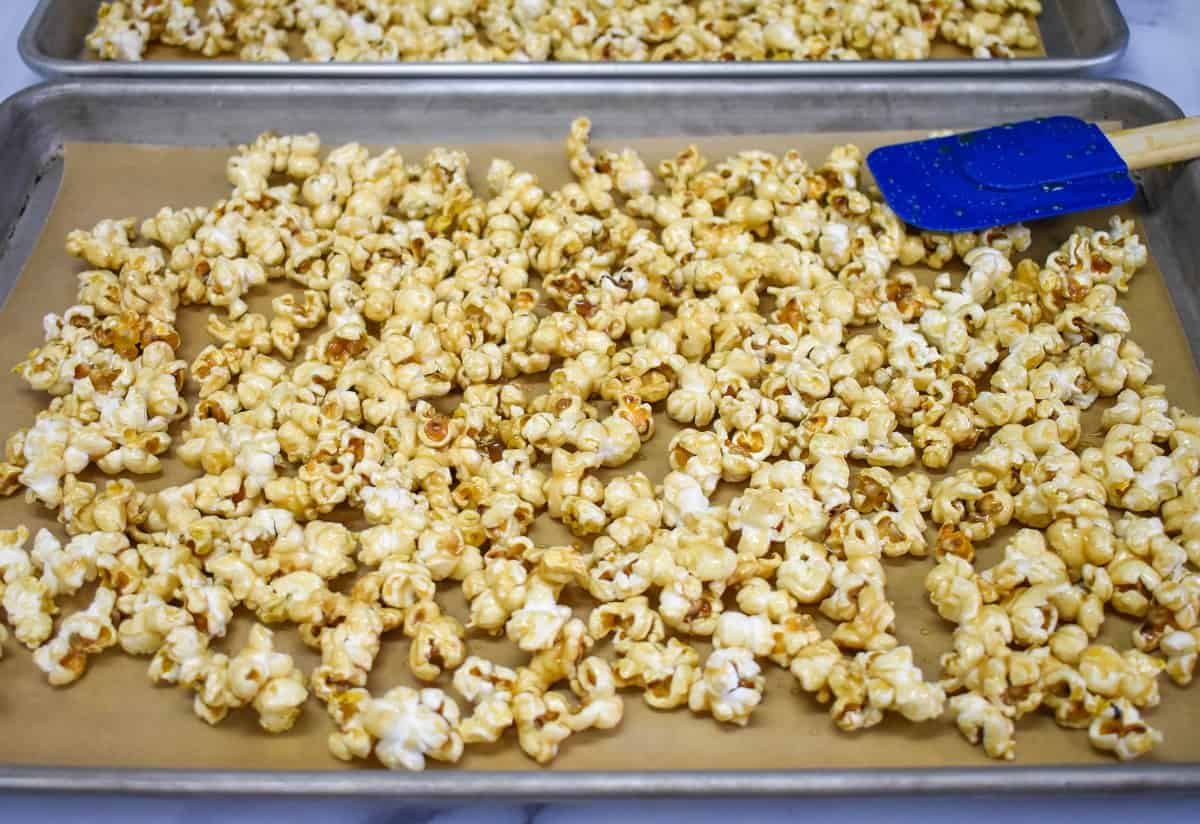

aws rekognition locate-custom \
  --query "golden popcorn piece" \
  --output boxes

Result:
[1088,698,1163,761]
[950,692,1016,760]
[33,586,118,685]
[453,656,518,745]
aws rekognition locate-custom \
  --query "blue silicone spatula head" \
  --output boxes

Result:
[866,116,1137,233]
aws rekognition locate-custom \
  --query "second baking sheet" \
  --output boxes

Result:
[21,0,1131,78]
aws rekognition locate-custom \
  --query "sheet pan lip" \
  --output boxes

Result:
[0,764,1198,797]
[0,76,1183,128]
[18,0,1129,79]
[0,74,1191,799]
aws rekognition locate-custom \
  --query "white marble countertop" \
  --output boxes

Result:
[1,0,1199,820]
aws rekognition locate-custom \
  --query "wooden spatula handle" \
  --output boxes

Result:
[1109,117,1200,171]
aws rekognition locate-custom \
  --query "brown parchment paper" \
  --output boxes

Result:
[123,36,1046,63]
[0,127,1194,774]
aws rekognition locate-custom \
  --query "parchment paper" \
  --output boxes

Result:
[127,37,1046,63]
[0,128,1194,773]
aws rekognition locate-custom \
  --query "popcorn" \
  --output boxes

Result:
[667,363,718,427]
[414,518,484,581]
[734,577,797,623]
[1049,624,1091,666]
[1005,584,1060,647]
[587,596,664,649]
[512,681,619,764]
[408,604,466,682]
[613,637,700,709]
[864,647,943,719]
[3,574,57,650]
[1077,644,1163,707]
[1088,698,1163,760]
[148,624,209,686]
[777,536,833,610]
[1041,662,1099,729]
[33,586,118,685]
[177,565,235,638]
[688,647,764,726]
[713,611,775,658]
[950,693,1016,760]
[0,525,32,583]
[2,119,1196,772]
[926,554,984,625]
[789,638,843,694]
[517,616,593,694]
[85,4,150,61]
[462,556,527,632]
[506,576,572,652]
[931,469,1013,543]
[330,685,463,771]
[227,624,309,732]
[1160,628,1200,685]
[117,594,193,656]
[90,0,1042,65]
[311,601,384,701]
[659,570,723,636]
[565,655,624,729]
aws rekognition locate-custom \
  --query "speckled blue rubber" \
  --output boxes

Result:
[867,116,1137,233]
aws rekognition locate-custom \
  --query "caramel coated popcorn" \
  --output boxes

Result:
[87,0,1041,64]
[1,118,1194,772]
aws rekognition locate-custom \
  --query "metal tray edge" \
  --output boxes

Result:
[18,0,1129,79]
[1,75,1179,119]
[0,764,1198,798]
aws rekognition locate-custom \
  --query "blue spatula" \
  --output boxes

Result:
[866,115,1200,232]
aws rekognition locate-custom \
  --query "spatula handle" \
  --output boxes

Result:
[1109,117,1200,171]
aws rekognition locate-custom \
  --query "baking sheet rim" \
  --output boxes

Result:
[2,764,1200,796]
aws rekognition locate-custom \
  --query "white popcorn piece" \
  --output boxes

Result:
[331,686,463,771]
[688,647,764,726]
[950,693,1016,760]
[1088,698,1163,761]
[506,576,572,652]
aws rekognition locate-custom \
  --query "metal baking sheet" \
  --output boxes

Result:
[19,0,1128,78]
[0,76,1198,798]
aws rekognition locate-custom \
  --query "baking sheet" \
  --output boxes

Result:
[22,0,1133,79]
[0,127,1198,774]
